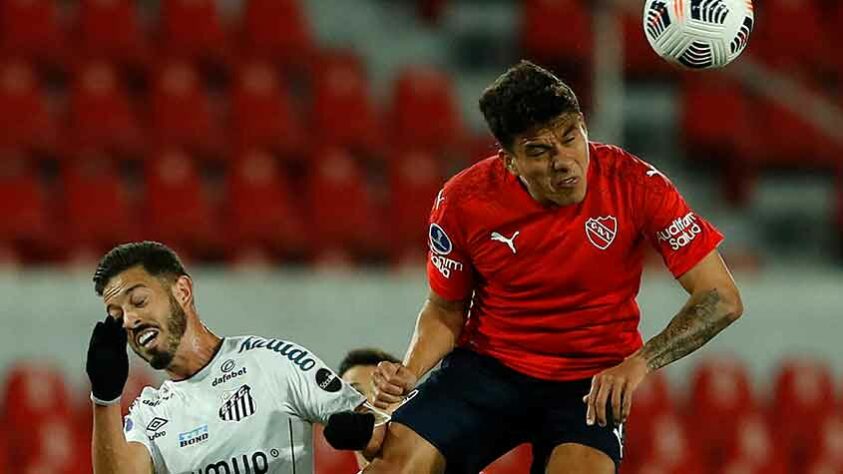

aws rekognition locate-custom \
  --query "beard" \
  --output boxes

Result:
[145,294,188,370]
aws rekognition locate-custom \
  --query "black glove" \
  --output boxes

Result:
[86,315,129,404]
[324,411,376,450]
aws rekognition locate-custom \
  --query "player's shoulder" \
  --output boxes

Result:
[590,141,672,189]
[441,156,506,203]
[232,334,321,372]
[126,384,170,418]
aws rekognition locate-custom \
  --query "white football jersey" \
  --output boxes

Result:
[122,335,365,474]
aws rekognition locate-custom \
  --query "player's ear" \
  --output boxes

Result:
[578,113,588,138]
[498,149,518,176]
[171,275,193,309]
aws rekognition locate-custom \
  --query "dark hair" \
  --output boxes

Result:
[479,60,581,151]
[93,241,189,296]
[338,348,401,377]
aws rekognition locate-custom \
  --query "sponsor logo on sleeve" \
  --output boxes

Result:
[221,359,236,373]
[179,424,210,448]
[430,254,464,279]
[429,224,453,255]
[656,212,702,250]
[315,368,342,393]
[146,417,168,440]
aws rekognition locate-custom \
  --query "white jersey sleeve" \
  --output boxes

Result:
[239,336,366,425]
[123,388,167,470]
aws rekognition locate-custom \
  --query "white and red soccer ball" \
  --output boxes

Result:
[644,0,755,69]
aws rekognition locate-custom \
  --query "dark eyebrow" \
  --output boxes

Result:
[105,283,146,313]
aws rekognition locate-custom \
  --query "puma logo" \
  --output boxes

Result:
[646,164,665,179]
[491,231,520,254]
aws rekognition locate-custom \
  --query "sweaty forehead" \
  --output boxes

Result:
[519,114,580,144]
[102,266,157,304]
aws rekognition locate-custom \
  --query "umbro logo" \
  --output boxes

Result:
[219,385,256,422]
[491,231,519,254]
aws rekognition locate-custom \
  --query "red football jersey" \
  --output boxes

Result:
[426,142,724,381]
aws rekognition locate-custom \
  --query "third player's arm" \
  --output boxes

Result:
[91,404,153,474]
[636,249,743,371]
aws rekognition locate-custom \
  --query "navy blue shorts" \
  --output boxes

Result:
[391,349,624,473]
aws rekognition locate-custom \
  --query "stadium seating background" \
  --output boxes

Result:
[1,0,841,472]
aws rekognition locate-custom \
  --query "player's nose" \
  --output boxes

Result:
[122,311,142,330]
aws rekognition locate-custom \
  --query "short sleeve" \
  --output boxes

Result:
[426,189,474,301]
[123,400,165,470]
[275,344,366,425]
[637,168,724,278]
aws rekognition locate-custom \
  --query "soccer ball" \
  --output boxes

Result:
[643,0,754,69]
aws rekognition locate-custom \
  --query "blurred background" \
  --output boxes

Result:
[0,0,841,472]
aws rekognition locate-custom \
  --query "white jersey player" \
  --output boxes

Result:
[124,336,365,473]
[86,242,384,474]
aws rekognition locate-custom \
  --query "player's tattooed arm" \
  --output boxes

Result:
[638,289,737,371]
[585,251,740,427]
[639,250,743,371]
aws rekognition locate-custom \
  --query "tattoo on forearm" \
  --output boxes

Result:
[639,289,735,371]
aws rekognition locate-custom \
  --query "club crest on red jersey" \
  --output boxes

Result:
[585,216,617,250]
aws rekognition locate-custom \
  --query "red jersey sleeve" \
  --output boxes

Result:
[426,189,474,301]
[636,164,724,278]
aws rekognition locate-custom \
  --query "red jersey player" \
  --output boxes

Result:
[366,61,743,474]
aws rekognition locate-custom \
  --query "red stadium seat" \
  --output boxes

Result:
[307,148,384,261]
[225,150,308,261]
[753,0,834,76]
[66,61,144,158]
[687,357,755,472]
[59,154,134,257]
[240,0,314,72]
[805,413,843,472]
[0,153,52,259]
[521,0,592,65]
[630,413,703,474]
[0,0,67,70]
[748,90,838,170]
[623,372,675,471]
[772,358,837,471]
[2,362,78,472]
[387,150,443,263]
[680,76,755,204]
[76,0,149,71]
[483,444,532,474]
[230,61,302,159]
[721,412,786,474]
[143,149,221,258]
[311,50,384,159]
[313,423,360,474]
[158,0,229,67]
[0,61,57,154]
[389,66,466,156]
[151,61,225,160]
[520,0,592,101]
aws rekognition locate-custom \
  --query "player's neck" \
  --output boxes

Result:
[165,320,222,381]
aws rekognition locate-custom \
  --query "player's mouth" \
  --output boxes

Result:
[136,328,160,349]
[552,176,579,190]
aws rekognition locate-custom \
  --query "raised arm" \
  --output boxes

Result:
[87,316,153,474]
